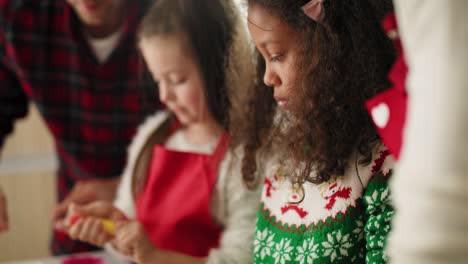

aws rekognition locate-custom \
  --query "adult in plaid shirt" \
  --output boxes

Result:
[0,0,160,255]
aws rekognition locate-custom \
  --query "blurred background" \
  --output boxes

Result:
[0,104,57,261]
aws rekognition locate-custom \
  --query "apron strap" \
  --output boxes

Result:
[131,115,173,197]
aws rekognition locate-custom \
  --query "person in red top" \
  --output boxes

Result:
[0,0,160,255]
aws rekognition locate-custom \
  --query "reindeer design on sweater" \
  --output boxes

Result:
[321,177,352,211]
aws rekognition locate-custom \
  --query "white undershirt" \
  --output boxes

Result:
[164,129,217,155]
[85,28,123,63]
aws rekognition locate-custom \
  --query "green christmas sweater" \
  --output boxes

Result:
[253,149,394,264]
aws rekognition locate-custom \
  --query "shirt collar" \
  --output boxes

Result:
[64,0,141,45]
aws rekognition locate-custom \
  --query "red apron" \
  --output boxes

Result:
[366,13,408,160]
[136,126,229,257]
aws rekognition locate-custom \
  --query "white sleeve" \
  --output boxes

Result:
[103,129,137,260]
[207,151,261,264]
[388,1,468,263]
[103,150,135,260]
[113,166,136,219]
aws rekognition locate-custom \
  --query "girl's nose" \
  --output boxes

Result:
[158,83,174,103]
[263,63,280,88]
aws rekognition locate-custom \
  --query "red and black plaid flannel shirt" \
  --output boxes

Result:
[0,0,160,255]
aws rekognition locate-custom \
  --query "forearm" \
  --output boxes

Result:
[0,61,28,150]
[80,176,122,201]
[0,185,8,232]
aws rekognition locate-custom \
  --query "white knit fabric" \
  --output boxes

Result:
[388,1,468,263]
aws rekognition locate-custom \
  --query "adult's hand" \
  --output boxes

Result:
[66,201,127,246]
[52,177,120,230]
[0,186,8,232]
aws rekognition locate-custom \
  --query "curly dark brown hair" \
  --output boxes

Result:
[236,0,396,188]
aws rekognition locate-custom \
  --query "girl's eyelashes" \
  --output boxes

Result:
[168,74,187,85]
[257,48,283,63]
[269,54,284,63]
[153,75,186,86]
[173,77,187,85]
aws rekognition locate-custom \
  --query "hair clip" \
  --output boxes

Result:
[302,0,325,22]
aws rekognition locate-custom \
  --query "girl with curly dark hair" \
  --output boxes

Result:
[237,0,397,262]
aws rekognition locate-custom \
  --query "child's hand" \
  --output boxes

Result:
[65,201,127,246]
[113,221,157,263]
